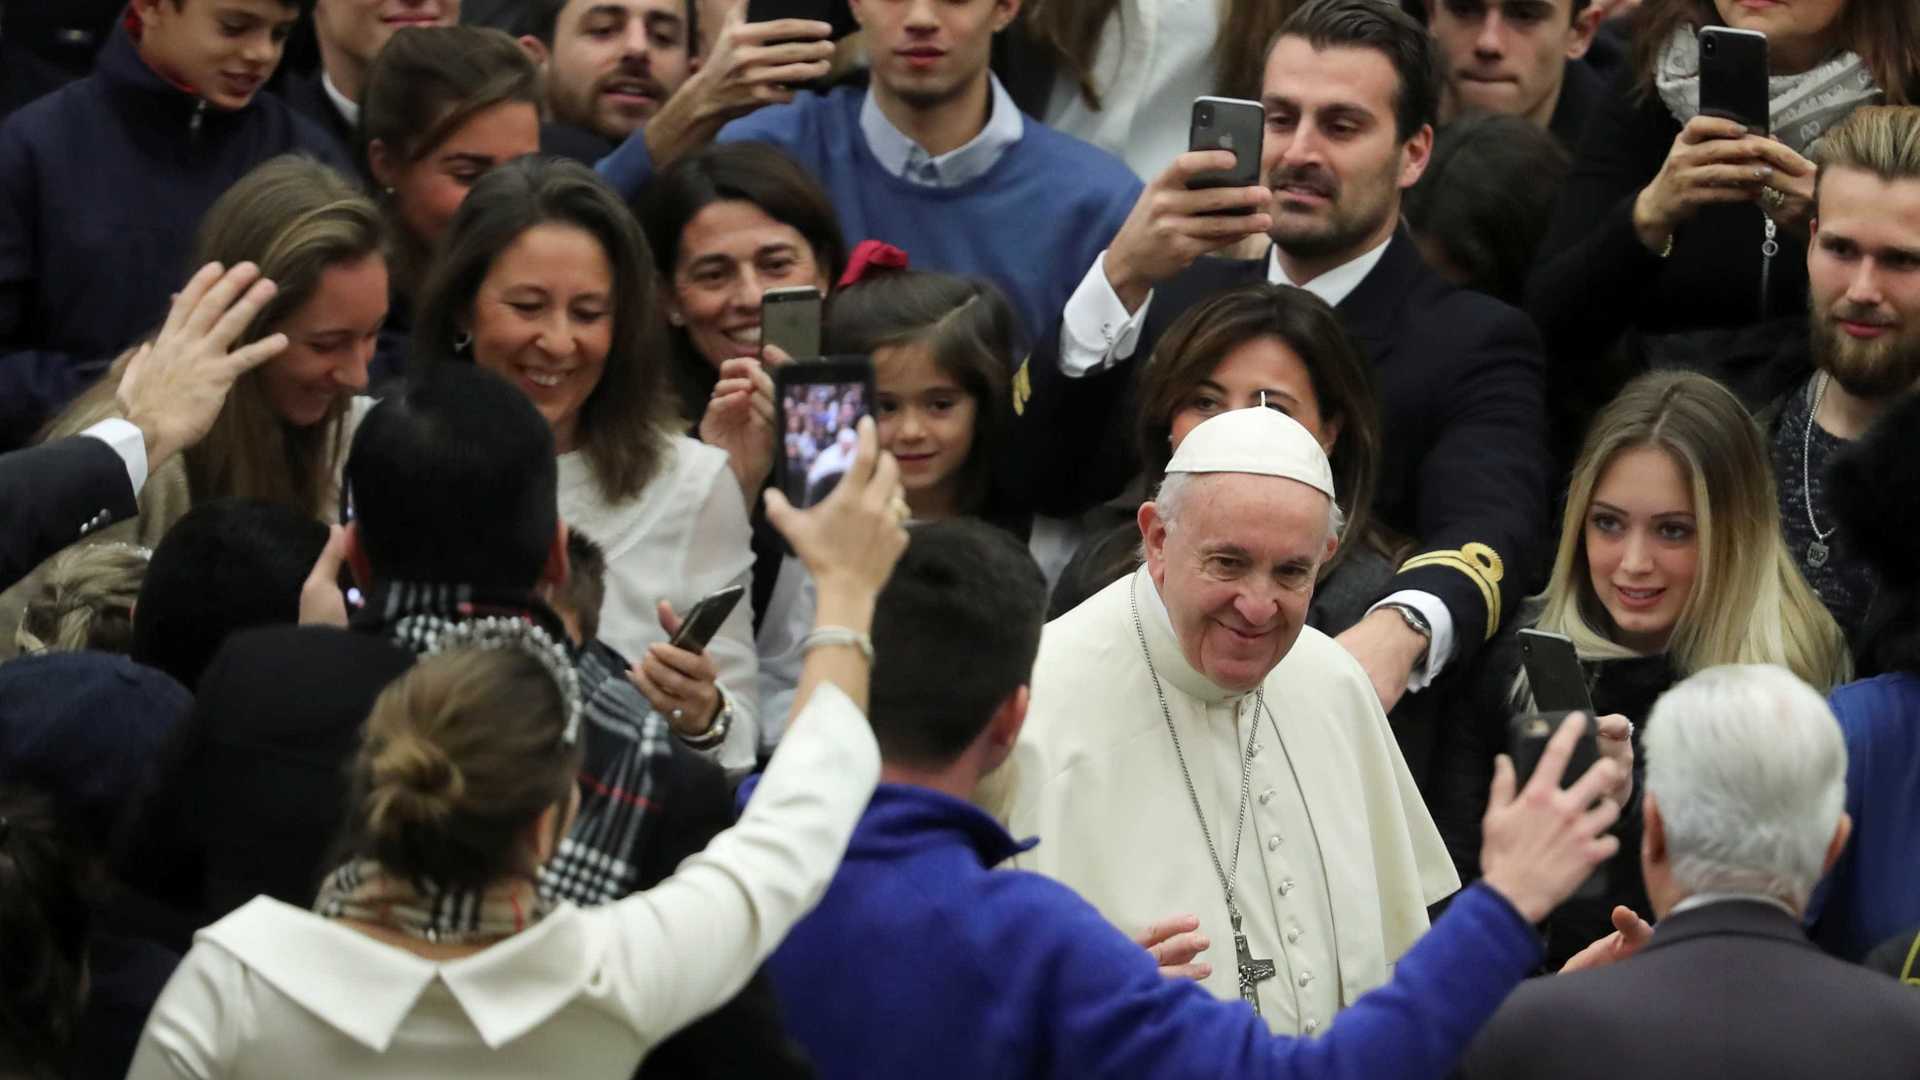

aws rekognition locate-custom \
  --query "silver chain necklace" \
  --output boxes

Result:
[1130,579,1277,1012]
[1802,372,1837,569]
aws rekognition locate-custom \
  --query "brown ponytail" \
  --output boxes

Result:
[346,647,580,892]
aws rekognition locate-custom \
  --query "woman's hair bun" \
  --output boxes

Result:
[364,730,466,834]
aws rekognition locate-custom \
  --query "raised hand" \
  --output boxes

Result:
[644,1,835,167]
[1478,713,1624,924]
[764,415,908,601]
[630,599,726,737]
[118,261,287,470]
[1134,913,1213,981]
[1632,116,1817,250]
[701,350,783,504]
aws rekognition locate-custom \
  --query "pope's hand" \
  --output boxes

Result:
[1134,913,1211,981]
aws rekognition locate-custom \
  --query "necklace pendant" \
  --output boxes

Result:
[1808,539,1830,569]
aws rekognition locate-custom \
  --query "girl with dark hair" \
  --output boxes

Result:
[413,155,763,768]
[754,264,1032,738]
[129,446,908,1077]
[1530,0,1919,427]
[1405,113,1572,307]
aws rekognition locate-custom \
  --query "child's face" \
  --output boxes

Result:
[137,0,299,109]
[874,342,976,517]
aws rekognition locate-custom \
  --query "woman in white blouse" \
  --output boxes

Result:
[409,157,764,769]
[128,424,908,1078]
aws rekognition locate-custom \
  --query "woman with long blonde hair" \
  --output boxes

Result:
[1435,370,1848,965]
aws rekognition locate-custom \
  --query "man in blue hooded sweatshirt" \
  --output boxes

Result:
[0,0,348,449]
[761,518,1625,1080]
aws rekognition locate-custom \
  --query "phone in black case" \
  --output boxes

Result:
[1519,628,1595,716]
[670,584,746,652]
[1699,26,1770,134]
[1187,96,1265,214]
[774,356,875,511]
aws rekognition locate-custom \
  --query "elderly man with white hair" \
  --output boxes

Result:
[1461,663,1920,1080]
[986,407,1484,1034]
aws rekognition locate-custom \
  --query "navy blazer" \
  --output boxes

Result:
[0,434,137,592]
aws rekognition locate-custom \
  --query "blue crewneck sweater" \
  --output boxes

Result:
[750,779,1544,1080]
[597,86,1141,340]
[1808,672,1920,961]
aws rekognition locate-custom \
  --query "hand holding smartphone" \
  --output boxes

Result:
[669,584,747,652]
[1519,628,1594,716]
[774,356,875,512]
[1187,96,1265,216]
[1507,709,1610,900]
[1698,27,1770,134]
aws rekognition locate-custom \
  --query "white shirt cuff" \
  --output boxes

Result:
[1059,250,1152,378]
[1369,590,1457,692]
[81,418,148,497]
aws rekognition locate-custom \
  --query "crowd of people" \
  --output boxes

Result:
[2,0,1919,1076]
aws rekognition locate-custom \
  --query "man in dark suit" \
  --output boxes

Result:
[0,263,284,592]
[1016,0,1550,771]
[1461,664,1920,1080]
[1424,0,1604,152]
[118,363,815,1078]
[281,0,459,170]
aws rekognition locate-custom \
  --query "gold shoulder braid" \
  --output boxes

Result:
[1397,543,1506,640]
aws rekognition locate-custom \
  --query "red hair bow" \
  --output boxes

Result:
[838,240,910,288]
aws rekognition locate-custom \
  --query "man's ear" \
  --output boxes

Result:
[541,521,571,592]
[1566,4,1601,61]
[517,34,551,68]
[1822,812,1853,878]
[1398,123,1434,191]
[1642,791,1667,866]
[991,0,1022,34]
[343,520,372,589]
[1138,501,1169,579]
[978,685,1029,775]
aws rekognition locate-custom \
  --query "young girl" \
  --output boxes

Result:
[755,260,1026,750]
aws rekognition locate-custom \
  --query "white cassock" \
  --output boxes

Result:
[982,566,1458,1034]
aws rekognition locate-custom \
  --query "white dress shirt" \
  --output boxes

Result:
[321,70,360,128]
[1040,0,1222,181]
[80,417,148,497]
[127,684,881,1079]
[1054,236,1457,687]
[558,436,761,769]
[858,74,1024,187]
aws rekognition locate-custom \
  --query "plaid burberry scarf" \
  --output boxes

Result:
[314,858,547,944]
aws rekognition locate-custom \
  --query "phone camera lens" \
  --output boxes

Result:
[1197,104,1214,125]
[1703,38,1716,55]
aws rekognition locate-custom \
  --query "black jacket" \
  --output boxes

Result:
[1433,617,1676,966]
[1547,56,1602,154]
[121,617,814,1079]
[1461,900,1920,1080]
[1009,231,1552,672]
[0,434,137,592]
[0,22,350,449]
[1527,65,1813,435]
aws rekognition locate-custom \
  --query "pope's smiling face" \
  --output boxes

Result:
[1140,472,1336,693]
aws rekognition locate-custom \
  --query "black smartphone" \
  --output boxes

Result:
[1699,26,1770,134]
[745,0,857,38]
[774,356,874,510]
[1508,709,1609,900]
[1519,628,1595,716]
[1187,96,1265,215]
[762,285,822,361]
[670,584,747,652]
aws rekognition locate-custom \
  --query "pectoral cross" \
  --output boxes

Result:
[1231,909,1276,1015]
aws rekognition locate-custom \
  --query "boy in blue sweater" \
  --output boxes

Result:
[597,0,1139,340]
[759,518,1627,1080]
[0,0,348,448]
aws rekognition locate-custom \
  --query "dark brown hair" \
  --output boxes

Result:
[552,530,610,644]
[1136,283,1388,572]
[641,141,847,283]
[1024,0,1305,107]
[1273,0,1441,141]
[1628,0,1917,106]
[824,271,1021,519]
[413,156,676,502]
[361,26,543,288]
[347,647,582,892]
[0,787,92,1079]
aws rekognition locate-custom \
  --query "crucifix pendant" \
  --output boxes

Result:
[1808,539,1830,569]
[1230,910,1276,1015]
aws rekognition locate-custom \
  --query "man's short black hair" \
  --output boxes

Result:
[552,529,610,643]
[132,498,330,691]
[869,520,1047,769]
[1276,0,1441,142]
[528,0,699,53]
[344,365,558,591]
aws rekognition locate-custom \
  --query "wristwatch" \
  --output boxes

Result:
[1381,602,1433,667]
[676,691,733,751]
